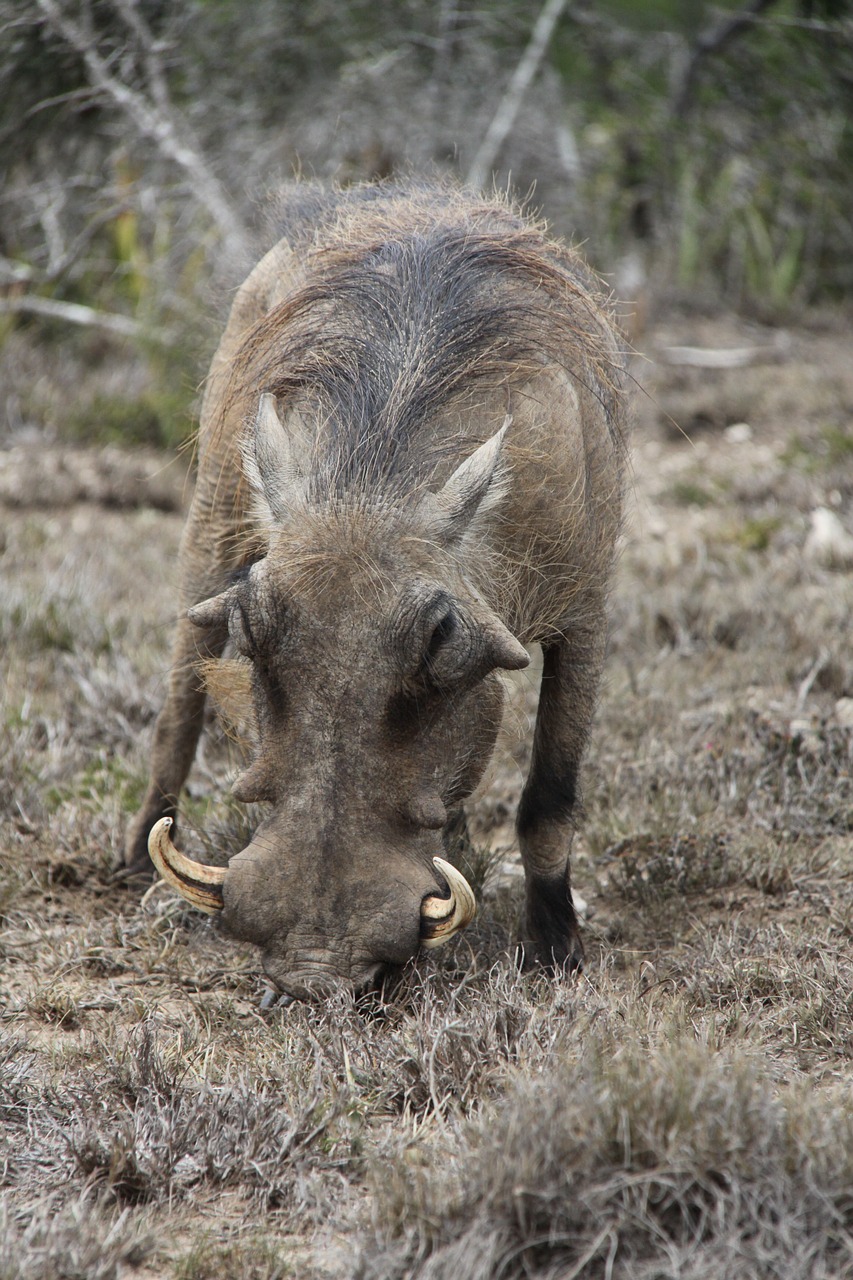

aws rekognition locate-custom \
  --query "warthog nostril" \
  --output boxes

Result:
[259,956,390,1004]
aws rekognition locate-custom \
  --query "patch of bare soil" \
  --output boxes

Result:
[1,312,852,1278]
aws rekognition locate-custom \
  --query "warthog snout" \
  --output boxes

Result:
[149,817,476,996]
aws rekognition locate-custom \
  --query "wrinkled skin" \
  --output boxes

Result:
[215,532,512,998]
[124,182,629,997]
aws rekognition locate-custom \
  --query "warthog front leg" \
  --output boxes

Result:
[123,497,241,874]
[123,614,228,875]
[517,619,605,970]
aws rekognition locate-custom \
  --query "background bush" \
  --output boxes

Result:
[2,0,852,445]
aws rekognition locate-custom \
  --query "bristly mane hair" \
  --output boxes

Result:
[234,183,626,506]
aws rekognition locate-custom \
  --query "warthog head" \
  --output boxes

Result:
[150,396,528,998]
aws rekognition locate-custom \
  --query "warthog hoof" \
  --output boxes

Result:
[522,870,585,973]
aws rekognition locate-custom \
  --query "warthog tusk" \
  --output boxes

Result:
[147,817,225,915]
[420,856,476,948]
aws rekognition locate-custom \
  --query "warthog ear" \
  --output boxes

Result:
[422,416,511,545]
[242,393,298,524]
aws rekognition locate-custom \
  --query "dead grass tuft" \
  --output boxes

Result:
[172,1234,291,1280]
[0,1194,154,1280]
[363,1037,853,1279]
[61,1023,340,1211]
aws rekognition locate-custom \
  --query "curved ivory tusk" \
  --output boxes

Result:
[419,856,477,948]
[147,817,226,915]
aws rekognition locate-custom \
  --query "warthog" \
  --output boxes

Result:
[125,181,629,999]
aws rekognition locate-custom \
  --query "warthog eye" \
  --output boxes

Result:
[228,578,289,662]
[417,605,482,692]
[390,584,522,717]
[423,609,456,669]
[230,601,256,658]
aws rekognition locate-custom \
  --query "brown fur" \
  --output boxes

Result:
[125,181,629,996]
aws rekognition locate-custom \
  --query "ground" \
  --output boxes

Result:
[1,307,852,1279]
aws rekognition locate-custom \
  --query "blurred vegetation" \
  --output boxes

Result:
[1,0,852,446]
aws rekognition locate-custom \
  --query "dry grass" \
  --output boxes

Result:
[2,312,852,1277]
[362,1033,853,1279]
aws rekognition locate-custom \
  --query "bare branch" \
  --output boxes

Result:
[112,0,172,114]
[673,0,780,116]
[0,294,170,342]
[466,0,569,191]
[35,0,249,266]
[41,203,132,283]
[0,258,36,285]
[660,338,791,369]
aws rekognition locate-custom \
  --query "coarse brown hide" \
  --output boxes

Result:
[125,181,629,1000]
